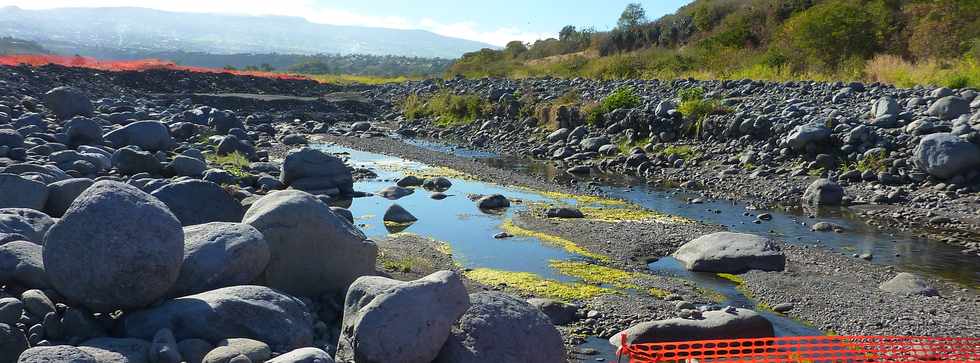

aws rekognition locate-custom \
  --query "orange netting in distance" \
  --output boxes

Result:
[617,335,980,362]
[0,54,308,80]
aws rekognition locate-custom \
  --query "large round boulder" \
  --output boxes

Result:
[104,121,174,151]
[336,271,470,363]
[43,178,94,218]
[0,174,48,210]
[913,133,980,179]
[112,147,162,175]
[267,348,334,363]
[280,148,353,197]
[0,129,23,149]
[64,116,104,147]
[878,272,939,297]
[170,222,270,297]
[120,285,314,352]
[42,181,184,312]
[435,292,564,363]
[243,190,376,296]
[784,123,831,152]
[801,178,844,206]
[673,232,785,273]
[610,308,774,347]
[0,208,54,244]
[43,86,93,120]
[0,241,48,288]
[926,96,970,120]
[150,180,244,226]
[16,345,98,363]
[1,323,28,363]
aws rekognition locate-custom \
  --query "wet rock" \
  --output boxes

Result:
[422,177,452,191]
[280,148,353,197]
[43,86,93,119]
[120,285,313,352]
[526,298,579,325]
[435,291,564,363]
[476,194,510,210]
[243,190,376,296]
[266,348,334,363]
[336,271,469,363]
[879,272,939,297]
[544,207,584,219]
[811,221,845,232]
[673,232,785,273]
[151,180,244,226]
[801,179,843,206]
[430,192,448,200]
[772,303,794,313]
[377,186,414,200]
[42,181,183,312]
[396,176,423,187]
[171,222,270,296]
[913,133,980,179]
[0,174,48,210]
[610,308,773,347]
[383,204,417,224]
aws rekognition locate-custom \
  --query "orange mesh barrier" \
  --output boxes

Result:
[0,54,308,80]
[617,334,980,362]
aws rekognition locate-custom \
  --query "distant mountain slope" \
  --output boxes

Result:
[0,36,48,55]
[0,6,496,59]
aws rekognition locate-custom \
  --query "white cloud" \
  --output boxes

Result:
[0,0,552,46]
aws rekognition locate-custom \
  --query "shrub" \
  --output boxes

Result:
[586,86,641,125]
[782,0,877,70]
[677,87,729,137]
[401,90,488,127]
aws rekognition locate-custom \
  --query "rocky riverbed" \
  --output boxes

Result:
[0,64,978,363]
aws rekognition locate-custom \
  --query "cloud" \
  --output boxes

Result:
[0,0,552,46]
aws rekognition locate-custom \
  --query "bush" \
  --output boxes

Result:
[677,87,729,137]
[587,86,642,124]
[401,90,488,127]
[782,0,877,70]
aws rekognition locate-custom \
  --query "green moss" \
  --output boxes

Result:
[548,260,640,289]
[579,206,692,224]
[655,145,698,161]
[206,151,250,179]
[501,219,609,262]
[716,273,745,284]
[617,137,650,155]
[647,287,671,299]
[465,268,613,300]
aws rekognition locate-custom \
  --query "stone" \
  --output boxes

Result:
[0,298,22,325]
[266,348,334,363]
[105,121,174,151]
[2,164,70,184]
[913,133,980,179]
[336,271,469,363]
[0,174,47,210]
[0,323,27,362]
[351,121,372,132]
[42,181,183,312]
[579,136,610,152]
[422,177,452,192]
[178,339,214,363]
[383,204,417,224]
[610,308,774,347]
[526,298,579,325]
[435,292,564,363]
[544,207,583,219]
[0,241,48,288]
[281,134,308,145]
[151,180,244,226]
[476,194,510,209]
[169,155,208,177]
[16,345,98,363]
[280,148,353,196]
[78,337,151,363]
[64,116,104,147]
[926,96,970,120]
[43,178,93,217]
[120,285,313,352]
[0,129,23,149]
[396,176,423,187]
[871,96,899,119]
[377,186,414,200]
[243,190,376,296]
[673,232,785,273]
[879,272,939,297]
[216,135,255,159]
[802,178,844,206]
[171,222,270,297]
[150,328,181,363]
[0,208,54,244]
[784,123,831,152]
[202,339,271,363]
[112,147,162,175]
[43,86,93,119]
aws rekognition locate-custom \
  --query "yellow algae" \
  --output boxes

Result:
[404,165,474,180]
[716,273,745,285]
[648,287,671,299]
[533,190,629,206]
[501,219,609,262]
[435,242,453,256]
[464,268,613,300]
[548,260,640,290]
[578,206,691,224]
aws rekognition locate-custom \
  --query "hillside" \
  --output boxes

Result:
[449,0,980,87]
[0,6,496,59]
[0,36,47,55]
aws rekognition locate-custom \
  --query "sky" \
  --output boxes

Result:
[0,0,691,46]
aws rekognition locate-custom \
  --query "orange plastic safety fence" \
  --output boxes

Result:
[0,54,308,80]
[617,335,980,362]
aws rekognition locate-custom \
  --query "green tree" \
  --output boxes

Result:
[559,25,577,42]
[783,0,877,69]
[617,3,648,31]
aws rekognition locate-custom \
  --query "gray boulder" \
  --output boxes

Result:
[383,204,417,224]
[435,292,564,363]
[2,164,70,184]
[351,121,372,132]
[422,177,452,192]
[215,135,255,159]
[112,147,162,175]
[476,194,510,209]
[527,298,579,325]
[0,208,54,243]
[396,176,423,187]
[243,190,376,296]
[151,180,244,226]
[171,222,270,296]
[64,116,104,147]
[0,241,48,288]
[44,178,94,217]
[16,345,98,363]
[280,148,353,196]
[784,123,831,151]
[120,285,313,352]
[610,308,774,347]
[43,86,93,119]
[802,178,844,206]
[913,133,980,179]
[546,128,569,143]
[42,181,184,312]
[78,338,151,363]
[0,174,47,210]
[336,271,469,363]
[0,129,23,148]
[1,323,28,363]
[926,96,970,120]
[178,339,214,363]
[579,136,610,152]
[266,348,334,363]
[378,186,414,200]
[673,232,785,273]
[871,96,899,119]
[0,298,21,325]
[169,155,208,177]
[104,121,174,151]
[879,272,939,297]
[202,338,271,363]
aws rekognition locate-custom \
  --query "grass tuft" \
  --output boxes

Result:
[464,268,613,300]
